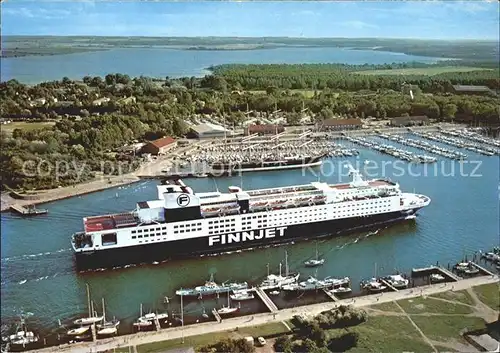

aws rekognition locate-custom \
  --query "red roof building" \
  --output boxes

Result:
[141,136,177,155]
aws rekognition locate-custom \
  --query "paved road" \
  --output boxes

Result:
[28,275,498,353]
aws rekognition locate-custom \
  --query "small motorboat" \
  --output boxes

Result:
[384,274,409,289]
[269,290,280,296]
[7,318,39,346]
[230,289,255,301]
[97,326,117,335]
[330,286,352,294]
[217,306,239,315]
[362,279,387,293]
[67,326,90,336]
[133,319,153,328]
[430,273,446,283]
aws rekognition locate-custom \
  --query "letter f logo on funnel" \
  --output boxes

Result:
[177,194,190,207]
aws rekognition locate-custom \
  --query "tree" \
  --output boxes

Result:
[274,335,293,353]
[442,103,458,119]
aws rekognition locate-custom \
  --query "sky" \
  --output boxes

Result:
[2,1,499,40]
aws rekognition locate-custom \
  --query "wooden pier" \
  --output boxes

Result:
[10,204,48,216]
[254,287,278,313]
[470,262,495,276]
[211,308,222,323]
[379,279,398,292]
[412,266,460,282]
[90,324,97,343]
[439,267,461,282]
[154,318,161,331]
[322,289,338,302]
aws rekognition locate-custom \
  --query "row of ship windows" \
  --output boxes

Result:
[174,228,203,234]
[132,232,167,239]
[208,219,235,224]
[173,222,202,229]
[131,226,166,234]
[138,238,167,244]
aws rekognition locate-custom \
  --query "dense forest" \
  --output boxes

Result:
[210,62,500,91]
[1,63,499,191]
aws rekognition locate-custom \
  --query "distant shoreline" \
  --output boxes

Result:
[3,36,498,61]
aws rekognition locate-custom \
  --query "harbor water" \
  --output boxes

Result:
[1,143,498,338]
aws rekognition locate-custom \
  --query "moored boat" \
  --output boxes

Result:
[176,274,247,297]
[230,289,255,301]
[384,274,409,289]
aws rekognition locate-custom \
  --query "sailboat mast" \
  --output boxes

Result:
[285,251,289,276]
[316,242,319,260]
[91,301,95,318]
[267,263,270,277]
[102,298,106,323]
[86,283,91,318]
[140,303,143,318]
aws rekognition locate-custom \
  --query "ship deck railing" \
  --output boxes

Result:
[247,185,317,197]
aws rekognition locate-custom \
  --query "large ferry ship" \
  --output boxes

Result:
[71,165,431,270]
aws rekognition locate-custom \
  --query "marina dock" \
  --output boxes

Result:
[211,308,222,323]
[10,204,48,216]
[379,279,398,292]
[24,275,498,353]
[322,289,339,302]
[412,265,460,282]
[470,262,495,277]
[254,287,279,313]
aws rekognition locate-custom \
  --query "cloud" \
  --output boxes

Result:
[341,21,378,30]
[3,6,72,19]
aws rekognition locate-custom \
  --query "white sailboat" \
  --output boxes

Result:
[73,284,104,325]
[97,298,119,336]
[259,251,300,290]
[217,293,239,315]
[133,304,154,328]
[304,242,325,267]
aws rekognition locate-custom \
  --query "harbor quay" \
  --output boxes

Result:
[24,274,499,353]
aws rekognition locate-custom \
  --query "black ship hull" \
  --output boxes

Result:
[74,209,420,271]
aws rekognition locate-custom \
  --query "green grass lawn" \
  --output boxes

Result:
[397,296,474,315]
[434,345,459,352]
[136,322,291,353]
[429,290,475,306]
[473,283,500,310]
[410,316,487,342]
[2,121,55,133]
[338,316,433,353]
[353,66,490,76]
[367,301,402,312]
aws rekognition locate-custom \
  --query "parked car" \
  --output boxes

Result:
[257,337,266,346]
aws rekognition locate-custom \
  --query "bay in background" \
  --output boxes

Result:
[2,47,448,84]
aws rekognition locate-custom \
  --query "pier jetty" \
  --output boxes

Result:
[322,289,339,302]
[379,279,398,292]
[23,275,498,353]
[254,287,279,313]
[10,204,48,216]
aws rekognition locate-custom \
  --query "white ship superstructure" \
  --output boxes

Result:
[71,164,431,269]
